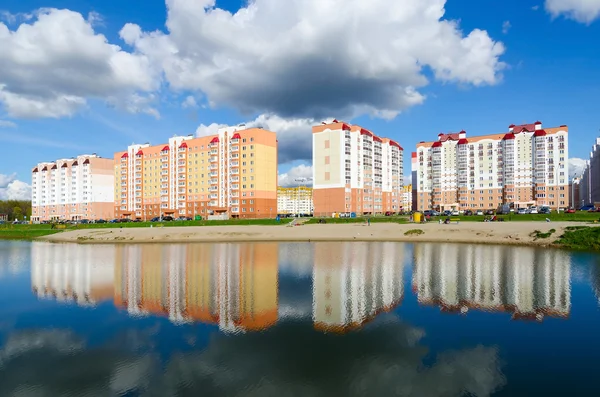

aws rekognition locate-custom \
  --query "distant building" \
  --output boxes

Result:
[569,177,581,209]
[31,154,114,223]
[312,120,404,216]
[413,121,569,211]
[114,126,278,220]
[277,186,314,216]
[402,184,412,211]
[577,137,600,206]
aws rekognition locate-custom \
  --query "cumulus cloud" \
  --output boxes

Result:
[0,8,159,119]
[0,174,31,200]
[278,164,313,187]
[569,157,587,179]
[545,0,600,23]
[0,120,16,128]
[181,95,198,109]
[122,0,505,120]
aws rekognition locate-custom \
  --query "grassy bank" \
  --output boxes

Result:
[304,216,409,224]
[424,212,600,223]
[0,218,293,240]
[554,226,600,251]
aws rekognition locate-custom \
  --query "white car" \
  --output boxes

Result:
[451,210,459,216]
[517,208,527,215]
[529,207,538,214]
[476,210,484,216]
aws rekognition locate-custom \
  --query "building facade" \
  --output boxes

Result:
[569,177,582,209]
[31,154,114,222]
[402,184,412,212]
[413,122,569,211]
[277,186,314,216]
[114,126,277,220]
[312,121,404,216]
[577,137,600,207]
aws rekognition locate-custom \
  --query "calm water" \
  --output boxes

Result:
[0,241,599,396]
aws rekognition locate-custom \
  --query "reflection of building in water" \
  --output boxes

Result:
[413,244,571,320]
[313,242,404,332]
[114,243,279,332]
[31,243,115,305]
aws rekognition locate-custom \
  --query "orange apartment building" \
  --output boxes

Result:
[114,126,277,220]
[31,154,115,222]
[113,243,278,331]
[312,120,404,217]
[413,121,569,211]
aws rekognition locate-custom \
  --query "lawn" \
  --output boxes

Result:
[0,218,293,240]
[554,226,600,251]
[424,212,600,223]
[304,216,409,224]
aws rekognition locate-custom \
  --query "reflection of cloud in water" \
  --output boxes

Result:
[0,241,30,278]
[0,316,505,396]
[278,243,313,278]
[157,314,505,396]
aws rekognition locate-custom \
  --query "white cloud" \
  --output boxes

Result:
[569,157,587,179]
[0,120,15,128]
[502,20,511,34]
[123,0,505,120]
[0,174,31,200]
[545,0,600,23]
[0,8,159,119]
[181,95,198,109]
[278,164,313,187]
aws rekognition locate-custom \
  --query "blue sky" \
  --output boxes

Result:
[1,0,600,198]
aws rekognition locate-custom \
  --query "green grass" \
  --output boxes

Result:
[554,227,600,251]
[305,216,409,224]
[404,229,424,236]
[529,229,556,240]
[0,218,293,240]
[424,212,600,223]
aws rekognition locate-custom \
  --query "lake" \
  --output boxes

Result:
[0,240,599,396]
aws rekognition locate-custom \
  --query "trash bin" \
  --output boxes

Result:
[194,215,202,221]
[413,212,422,223]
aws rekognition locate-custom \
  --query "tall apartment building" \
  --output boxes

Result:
[31,154,114,222]
[114,126,277,220]
[576,137,600,206]
[277,186,314,216]
[312,121,404,216]
[569,177,582,209]
[402,184,412,211]
[413,121,569,211]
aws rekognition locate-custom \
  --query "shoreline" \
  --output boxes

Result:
[37,221,595,248]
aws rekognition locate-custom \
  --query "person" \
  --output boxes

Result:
[367,217,371,226]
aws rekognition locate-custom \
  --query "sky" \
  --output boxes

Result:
[1,0,600,199]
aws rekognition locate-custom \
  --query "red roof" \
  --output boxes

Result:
[432,141,442,148]
[61,163,67,168]
[231,133,241,140]
[560,125,567,127]
[121,152,128,159]
[359,129,373,137]
[534,121,542,125]
[161,146,170,151]
[210,137,219,144]
[341,124,351,131]
[457,138,469,145]
[41,166,47,171]
[179,142,188,148]
[503,133,515,140]
[373,136,382,143]
[136,150,144,156]
[512,124,536,133]
[83,159,90,165]
[51,165,57,170]
[533,129,547,137]
[439,133,460,142]
[332,119,339,123]
[72,161,78,166]
[389,140,401,149]
[411,152,417,158]
[508,124,515,128]
[32,167,38,173]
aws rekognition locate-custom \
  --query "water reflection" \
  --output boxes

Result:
[413,244,571,320]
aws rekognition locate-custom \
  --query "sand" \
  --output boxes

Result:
[37,221,593,248]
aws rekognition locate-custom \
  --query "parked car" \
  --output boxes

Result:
[496,204,511,215]
[95,219,107,223]
[451,210,459,216]
[565,208,576,214]
[579,205,594,211]
[443,210,452,217]
[109,219,120,223]
[539,207,551,214]
[517,208,527,215]
[476,210,484,216]
[485,209,495,215]
[150,217,161,222]
[529,207,539,214]
[162,216,174,221]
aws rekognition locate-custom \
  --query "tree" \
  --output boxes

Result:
[13,206,23,221]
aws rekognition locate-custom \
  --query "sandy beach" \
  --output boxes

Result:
[38,221,593,247]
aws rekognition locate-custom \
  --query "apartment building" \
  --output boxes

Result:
[402,184,412,212]
[576,137,600,206]
[569,177,582,209]
[413,243,570,320]
[312,120,404,216]
[31,154,114,222]
[114,126,277,220]
[277,186,314,216]
[413,121,569,211]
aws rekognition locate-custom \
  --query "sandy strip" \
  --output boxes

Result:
[37,221,594,247]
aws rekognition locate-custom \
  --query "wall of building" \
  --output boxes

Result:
[277,186,314,215]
